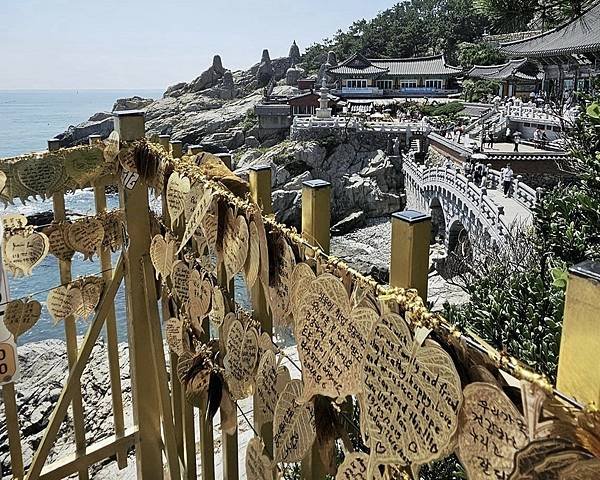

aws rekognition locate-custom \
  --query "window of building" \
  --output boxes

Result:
[425,79,443,90]
[346,79,368,89]
[400,80,418,89]
[376,80,393,90]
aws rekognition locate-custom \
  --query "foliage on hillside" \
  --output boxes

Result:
[302,0,487,71]
[457,42,506,68]
[301,0,594,72]
[462,79,501,102]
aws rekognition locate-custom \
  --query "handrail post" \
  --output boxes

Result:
[249,165,273,216]
[249,165,274,455]
[301,180,331,254]
[390,210,431,303]
[90,135,127,469]
[169,140,183,158]
[115,110,164,479]
[49,139,89,480]
[515,174,522,199]
[557,261,600,406]
[300,179,330,480]
[158,134,171,151]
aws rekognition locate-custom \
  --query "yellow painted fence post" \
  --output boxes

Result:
[557,260,600,406]
[389,210,431,303]
[300,179,330,480]
[114,110,164,479]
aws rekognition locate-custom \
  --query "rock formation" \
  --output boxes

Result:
[219,70,236,100]
[189,54,226,93]
[112,96,154,111]
[235,138,405,226]
[288,40,301,65]
[256,49,275,88]
[285,63,304,86]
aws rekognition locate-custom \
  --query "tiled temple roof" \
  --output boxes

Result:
[328,53,461,78]
[468,59,538,81]
[370,55,461,76]
[500,3,600,57]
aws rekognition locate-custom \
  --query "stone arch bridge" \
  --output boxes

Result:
[403,156,536,255]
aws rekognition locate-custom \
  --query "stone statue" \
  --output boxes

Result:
[288,40,301,65]
[257,49,275,88]
[189,54,226,92]
[286,63,304,86]
[220,70,235,100]
[317,51,337,86]
[326,51,338,67]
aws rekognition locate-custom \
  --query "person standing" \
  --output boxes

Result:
[501,163,514,197]
[512,131,521,152]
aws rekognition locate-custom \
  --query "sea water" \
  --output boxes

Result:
[0,89,162,344]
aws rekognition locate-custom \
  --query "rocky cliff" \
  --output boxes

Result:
[55,48,303,150]
[235,138,406,228]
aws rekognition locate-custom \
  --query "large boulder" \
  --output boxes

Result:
[112,96,154,111]
[235,139,405,227]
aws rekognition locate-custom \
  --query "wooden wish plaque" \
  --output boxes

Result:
[361,312,463,474]
[296,273,378,402]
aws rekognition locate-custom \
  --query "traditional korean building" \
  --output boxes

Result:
[500,2,600,97]
[467,58,541,98]
[327,53,461,97]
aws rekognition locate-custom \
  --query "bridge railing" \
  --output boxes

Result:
[486,169,539,210]
[404,157,512,238]
[292,115,427,134]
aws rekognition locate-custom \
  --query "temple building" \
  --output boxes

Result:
[500,2,600,97]
[327,53,461,97]
[467,58,541,98]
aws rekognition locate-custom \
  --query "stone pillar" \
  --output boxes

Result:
[557,261,600,405]
[215,152,232,170]
[390,210,431,302]
[249,165,273,215]
[158,134,170,151]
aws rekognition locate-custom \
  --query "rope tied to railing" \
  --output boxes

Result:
[136,140,571,407]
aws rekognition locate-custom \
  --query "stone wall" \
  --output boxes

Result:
[290,127,413,153]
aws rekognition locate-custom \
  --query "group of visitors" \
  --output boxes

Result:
[464,152,489,187]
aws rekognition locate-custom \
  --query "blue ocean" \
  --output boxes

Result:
[0,89,163,344]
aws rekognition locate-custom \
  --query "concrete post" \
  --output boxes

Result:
[187,145,203,155]
[48,138,61,151]
[169,140,183,158]
[390,210,431,302]
[557,261,600,406]
[215,152,232,170]
[158,134,170,151]
[301,180,331,254]
[88,134,102,145]
[249,165,273,216]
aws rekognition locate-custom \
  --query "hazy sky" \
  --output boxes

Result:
[0,0,393,90]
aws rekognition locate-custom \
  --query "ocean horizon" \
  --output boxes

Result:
[0,88,164,344]
[0,88,163,158]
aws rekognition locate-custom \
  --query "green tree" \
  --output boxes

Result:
[462,79,500,101]
[457,42,506,68]
[302,0,487,71]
